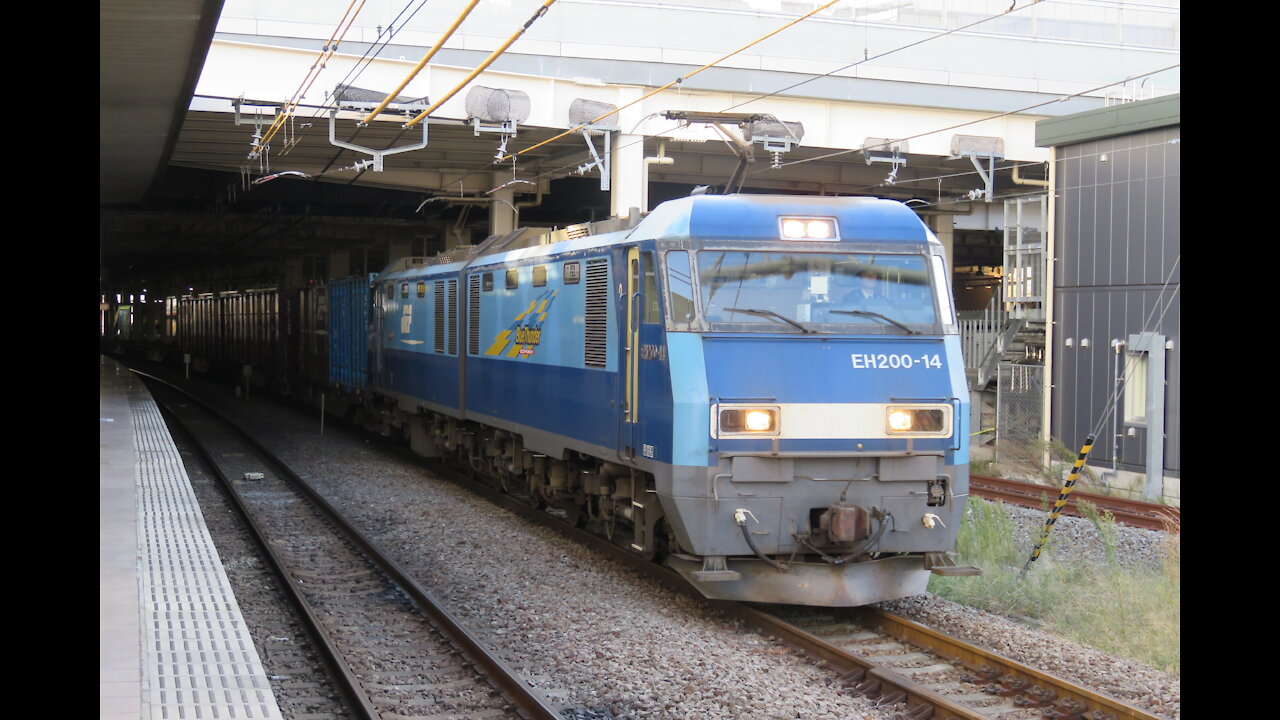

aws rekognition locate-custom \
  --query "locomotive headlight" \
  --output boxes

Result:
[744,410,774,431]
[885,407,949,435]
[718,407,780,435]
[779,216,839,241]
[887,409,914,432]
[781,219,807,239]
[805,220,833,239]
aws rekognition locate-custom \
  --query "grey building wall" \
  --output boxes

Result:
[1049,118,1179,478]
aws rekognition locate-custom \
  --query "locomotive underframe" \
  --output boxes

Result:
[659,453,966,557]
[370,385,966,606]
[652,453,969,605]
[371,390,674,558]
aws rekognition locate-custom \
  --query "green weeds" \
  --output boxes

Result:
[929,498,1180,675]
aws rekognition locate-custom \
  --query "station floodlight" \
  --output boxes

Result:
[747,118,804,153]
[465,86,532,159]
[863,137,908,185]
[568,98,619,130]
[747,117,804,168]
[949,134,1006,203]
[465,86,531,126]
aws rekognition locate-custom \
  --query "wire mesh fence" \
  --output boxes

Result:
[995,362,1044,468]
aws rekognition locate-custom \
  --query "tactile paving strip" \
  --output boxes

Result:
[131,392,283,720]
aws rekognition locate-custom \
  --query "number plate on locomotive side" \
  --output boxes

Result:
[851,353,943,369]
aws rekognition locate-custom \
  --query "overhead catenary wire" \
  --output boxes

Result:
[323,0,559,189]
[253,0,1068,198]
[257,0,368,154]
[362,0,482,124]
[295,0,439,179]
[298,0,436,129]
[494,0,848,162]
[771,62,1182,172]
[403,0,560,128]
[446,0,1119,197]
[239,0,1175,213]
[889,134,1178,209]
[721,0,1046,114]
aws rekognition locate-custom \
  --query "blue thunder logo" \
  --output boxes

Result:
[484,289,558,358]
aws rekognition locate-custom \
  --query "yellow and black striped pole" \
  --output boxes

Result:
[1019,433,1096,580]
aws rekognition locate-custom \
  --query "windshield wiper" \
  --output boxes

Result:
[829,309,918,335]
[725,307,817,334]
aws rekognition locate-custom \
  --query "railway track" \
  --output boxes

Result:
[754,605,1158,720]
[970,474,1180,531]
[433,464,1164,720]
[130,361,1172,720]
[140,372,563,720]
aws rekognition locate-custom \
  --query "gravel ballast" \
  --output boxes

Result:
[192,387,1180,720]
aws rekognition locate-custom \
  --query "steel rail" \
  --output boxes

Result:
[146,381,380,720]
[135,370,564,720]
[848,607,1158,720]
[970,473,1180,530]
[130,361,1164,720]
[431,462,1160,720]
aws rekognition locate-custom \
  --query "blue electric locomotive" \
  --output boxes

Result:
[365,193,971,606]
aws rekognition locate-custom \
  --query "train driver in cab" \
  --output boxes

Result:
[843,268,896,314]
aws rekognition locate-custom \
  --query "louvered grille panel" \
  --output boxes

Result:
[433,282,445,353]
[447,279,458,356]
[584,260,609,368]
[468,274,481,355]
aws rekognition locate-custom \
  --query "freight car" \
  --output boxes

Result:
[176,286,329,395]
[317,193,974,606]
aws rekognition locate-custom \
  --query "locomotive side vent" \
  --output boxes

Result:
[447,279,458,356]
[468,274,481,355]
[433,281,445,353]
[584,259,608,368]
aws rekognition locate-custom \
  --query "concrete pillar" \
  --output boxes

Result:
[930,213,956,277]
[609,87,646,220]
[328,250,349,280]
[489,179,517,236]
[611,134,645,220]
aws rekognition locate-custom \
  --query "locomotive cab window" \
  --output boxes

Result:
[482,272,494,292]
[533,265,547,287]
[697,251,937,332]
[506,269,519,290]
[401,283,409,299]
[665,251,695,325]
[642,253,660,323]
[416,282,425,298]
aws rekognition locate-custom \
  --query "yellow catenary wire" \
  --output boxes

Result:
[496,0,846,162]
[362,0,482,124]
[259,0,368,151]
[404,0,560,129]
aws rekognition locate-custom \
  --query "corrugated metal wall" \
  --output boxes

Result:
[1051,124,1179,477]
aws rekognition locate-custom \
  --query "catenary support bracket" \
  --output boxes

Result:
[328,105,428,172]
[576,127,613,191]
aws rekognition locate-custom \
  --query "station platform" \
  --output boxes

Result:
[100,355,283,719]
